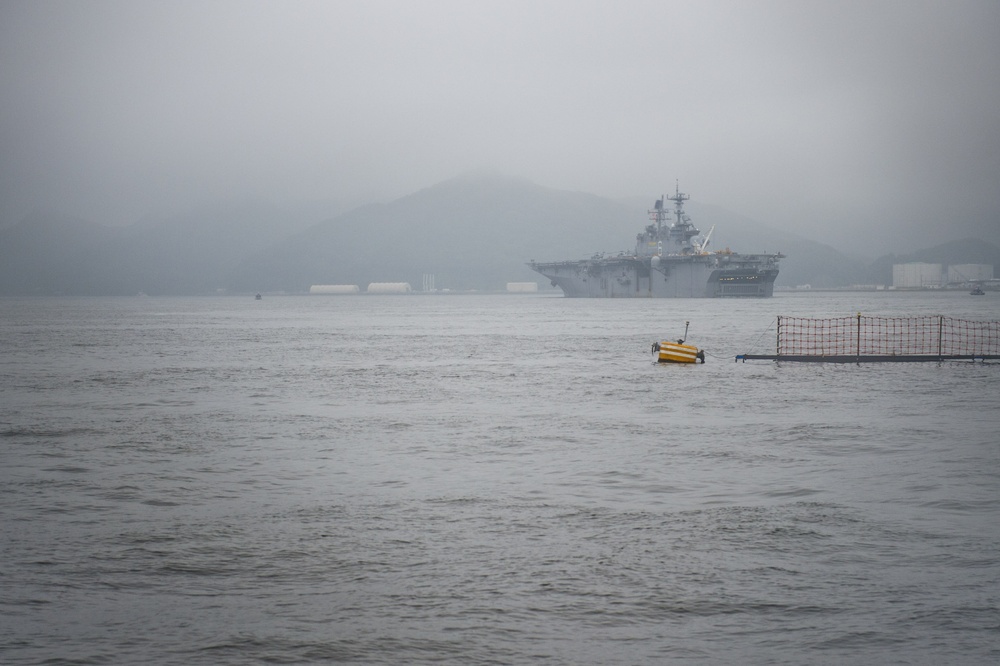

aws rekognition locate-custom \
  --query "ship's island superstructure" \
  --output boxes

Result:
[529,185,782,297]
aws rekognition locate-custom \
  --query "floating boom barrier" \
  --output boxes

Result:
[738,314,1000,362]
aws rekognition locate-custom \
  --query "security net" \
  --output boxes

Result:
[777,315,1000,357]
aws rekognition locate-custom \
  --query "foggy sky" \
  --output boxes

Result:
[2,0,999,255]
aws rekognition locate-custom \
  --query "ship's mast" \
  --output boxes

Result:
[650,182,691,232]
[650,195,668,233]
[668,180,690,228]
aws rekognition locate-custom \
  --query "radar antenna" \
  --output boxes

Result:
[667,181,690,228]
[649,195,668,232]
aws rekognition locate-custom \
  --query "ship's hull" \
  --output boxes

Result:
[530,255,777,298]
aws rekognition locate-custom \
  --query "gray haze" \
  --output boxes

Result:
[2,0,999,255]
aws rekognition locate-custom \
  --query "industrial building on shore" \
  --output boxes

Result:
[892,263,994,289]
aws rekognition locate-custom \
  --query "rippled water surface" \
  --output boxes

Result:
[2,292,999,664]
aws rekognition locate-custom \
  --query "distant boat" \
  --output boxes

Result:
[255,293,262,300]
[970,286,985,296]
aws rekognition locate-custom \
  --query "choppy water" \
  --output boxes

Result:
[2,291,999,664]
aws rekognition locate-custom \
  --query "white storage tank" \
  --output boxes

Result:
[892,263,943,288]
[366,282,412,294]
[309,284,360,294]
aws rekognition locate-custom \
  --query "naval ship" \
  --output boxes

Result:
[528,185,782,297]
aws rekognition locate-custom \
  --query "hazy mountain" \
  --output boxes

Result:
[0,201,334,295]
[114,200,327,294]
[0,173,992,295]
[0,212,124,295]
[228,173,640,292]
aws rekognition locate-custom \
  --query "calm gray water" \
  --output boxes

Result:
[2,292,999,664]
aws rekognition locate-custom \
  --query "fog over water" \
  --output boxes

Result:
[2,0,999,254]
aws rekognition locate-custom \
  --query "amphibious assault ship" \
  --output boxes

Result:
[529,186,782,297]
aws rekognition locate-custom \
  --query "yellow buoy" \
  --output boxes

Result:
[651,323,705,363]
[654,341,704,363]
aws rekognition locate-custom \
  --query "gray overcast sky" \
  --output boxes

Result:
[2,0,999,254]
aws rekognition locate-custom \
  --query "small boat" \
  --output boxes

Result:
[970,286,985,296]
[255,293,262,300]
[651,321,706,363]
